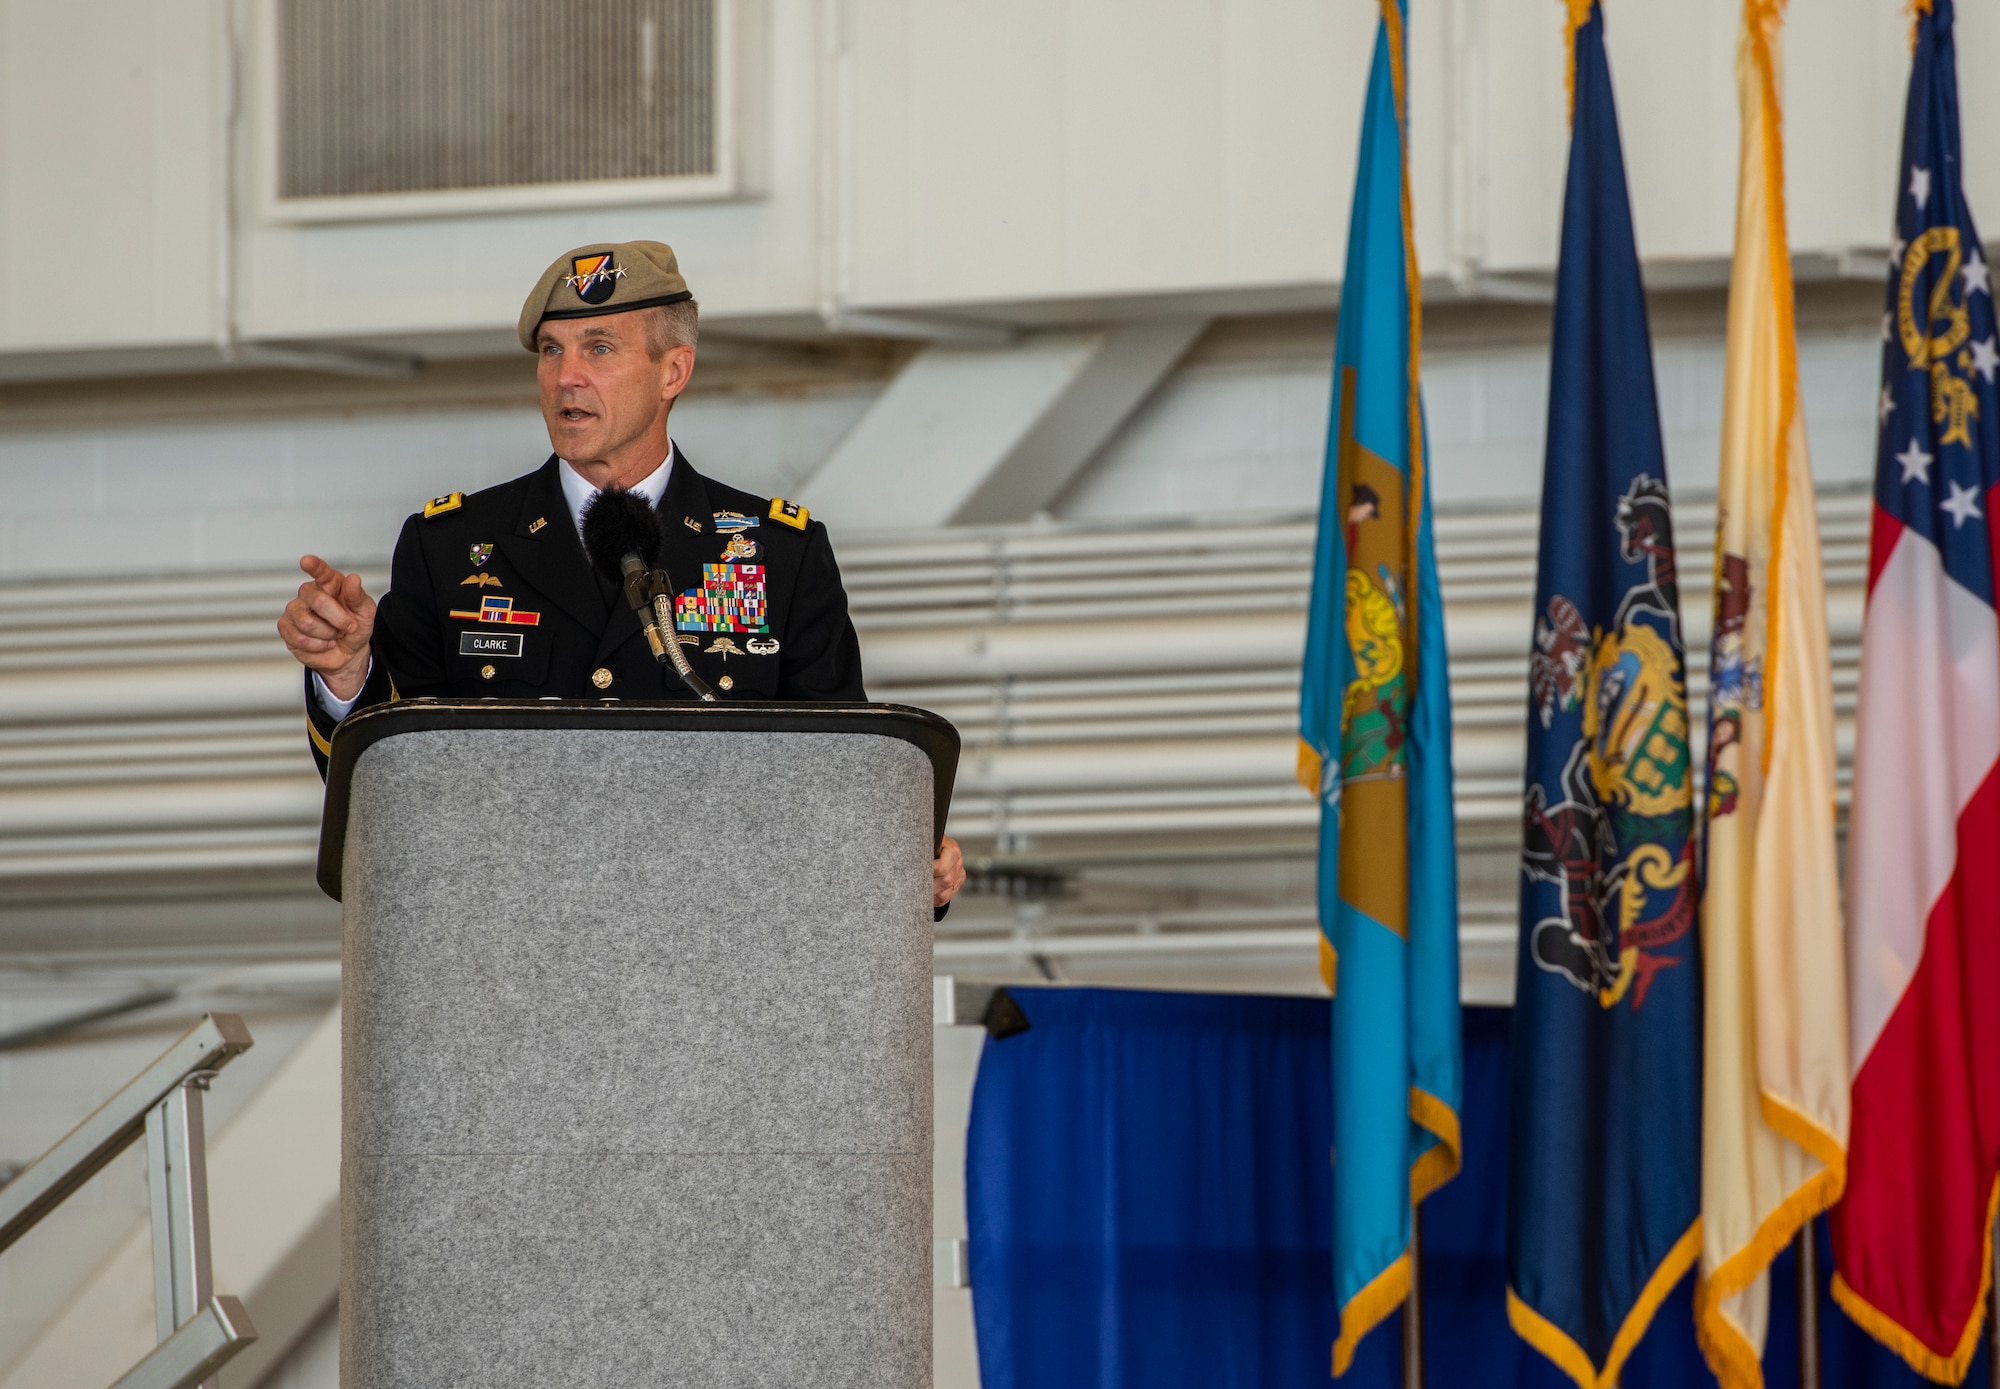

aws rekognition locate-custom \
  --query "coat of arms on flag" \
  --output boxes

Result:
[1523,475,1694,1013]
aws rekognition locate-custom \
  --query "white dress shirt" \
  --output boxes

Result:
[313,448,677,718]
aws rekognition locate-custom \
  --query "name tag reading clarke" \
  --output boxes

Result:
[460,631,525,658]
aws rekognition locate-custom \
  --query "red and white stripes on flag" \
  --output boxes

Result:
[1829,2,2000,1379]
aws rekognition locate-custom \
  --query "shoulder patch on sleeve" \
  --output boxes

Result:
[768,497,809,530]
[423,492,464,519]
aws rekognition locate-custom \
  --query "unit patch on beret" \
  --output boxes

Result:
[424,492,464,519]
[565,254,625,306]
[768,498,809,530]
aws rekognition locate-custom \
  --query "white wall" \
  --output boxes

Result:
[0,306,1892,579]
[0,380,876,578]
[840,0,1366,310]
[0,0,222,353]
[1056,320,1884,519]
[829,0,1999,308]
[5,0,1995,363]
[0,311,1884,579]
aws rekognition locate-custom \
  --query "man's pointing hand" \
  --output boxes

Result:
[279,555,375,702]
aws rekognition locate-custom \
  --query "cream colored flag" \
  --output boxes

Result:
[1695,2,1849,1386]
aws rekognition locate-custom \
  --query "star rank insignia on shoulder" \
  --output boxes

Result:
[768,498,809,530]
[423,492,464,519]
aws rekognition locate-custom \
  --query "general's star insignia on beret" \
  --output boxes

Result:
[564,253,626,305]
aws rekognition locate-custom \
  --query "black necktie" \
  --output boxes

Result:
[592,562,621,614]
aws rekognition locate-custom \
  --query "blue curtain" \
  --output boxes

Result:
[966,987,1987,1389]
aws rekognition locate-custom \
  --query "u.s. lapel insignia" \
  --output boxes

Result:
[704,637,746,660]
[720,533,758,561]
[746,637,780,656]
[683,516,702,532]
[712,511,759,534]
[528,516,549,534]
[460,573,502,588]
[469,542,492,566]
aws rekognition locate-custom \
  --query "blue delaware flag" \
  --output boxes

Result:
[1296,0,1462,1373]
[1505,7,1703,1388]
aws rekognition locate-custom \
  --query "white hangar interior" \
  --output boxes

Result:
[0,0,1990,1383]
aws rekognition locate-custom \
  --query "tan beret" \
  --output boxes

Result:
[516,241,693,351]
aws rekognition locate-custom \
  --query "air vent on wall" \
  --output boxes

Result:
[270,0,731,220]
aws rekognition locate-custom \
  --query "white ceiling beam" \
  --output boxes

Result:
[949,318,1208,525]
[800,319,1206,532]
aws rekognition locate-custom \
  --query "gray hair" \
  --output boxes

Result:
[643,299,700,358]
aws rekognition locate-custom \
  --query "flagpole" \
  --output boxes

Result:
[1797,1225,1821,1389]
[1404,1204,1424,1389]
[1988,1208,1999,1389]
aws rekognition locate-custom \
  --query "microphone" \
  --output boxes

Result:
[580,487,716,702]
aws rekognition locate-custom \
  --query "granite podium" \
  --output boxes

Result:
[317,700,959,1389]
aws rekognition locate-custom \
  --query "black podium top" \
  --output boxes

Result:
[317,699,961,900]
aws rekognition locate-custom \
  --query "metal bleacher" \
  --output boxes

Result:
[0,489,1871,998]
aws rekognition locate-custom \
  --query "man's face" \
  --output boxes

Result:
[535,314,694,470]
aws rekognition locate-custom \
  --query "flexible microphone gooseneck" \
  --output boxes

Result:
[580,487,717,702]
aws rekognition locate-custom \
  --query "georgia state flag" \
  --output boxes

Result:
[1832,1,2000,1380]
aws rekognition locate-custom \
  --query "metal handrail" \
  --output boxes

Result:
[0,1013,261,1389]
[110,1297,256,1389]
[0,1013,249,1252]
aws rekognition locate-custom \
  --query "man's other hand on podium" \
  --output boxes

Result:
[934,836,965,908]
[280,555,375,702]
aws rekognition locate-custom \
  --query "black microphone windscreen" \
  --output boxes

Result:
[580,487,664,583]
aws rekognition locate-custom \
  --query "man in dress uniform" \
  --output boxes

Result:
[277,240,966,908]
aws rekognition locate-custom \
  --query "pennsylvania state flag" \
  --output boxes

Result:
[1505,6,1702,1387]
[1297,0,1461,1373]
